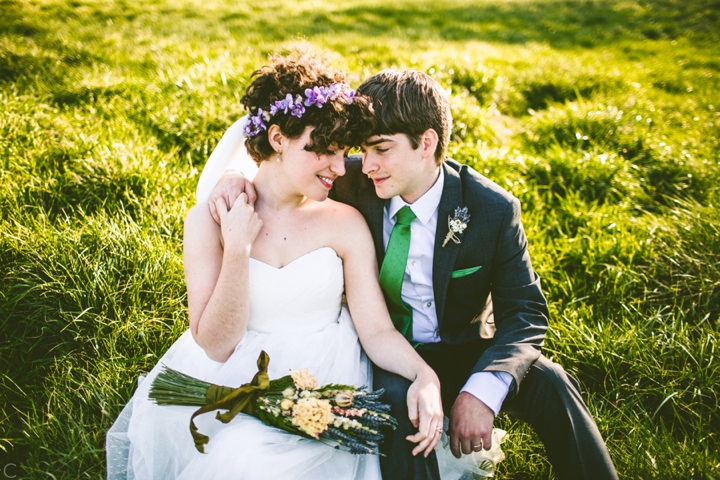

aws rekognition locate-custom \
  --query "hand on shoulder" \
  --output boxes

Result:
[186,194,262,257]
[214,194,262,256]
[207,172,257,224]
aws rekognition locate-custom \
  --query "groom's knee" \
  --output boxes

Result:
[515,356,585,422]
[531,356,580,398]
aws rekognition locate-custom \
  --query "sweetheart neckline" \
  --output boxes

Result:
[249,246,339,270]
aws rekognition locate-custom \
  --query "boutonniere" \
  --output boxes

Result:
[442,206,471,247]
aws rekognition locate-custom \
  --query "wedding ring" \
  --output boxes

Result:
[472,442,483,450]
[435,427,443,432]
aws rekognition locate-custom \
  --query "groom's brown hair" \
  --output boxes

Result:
[358,70,452,163]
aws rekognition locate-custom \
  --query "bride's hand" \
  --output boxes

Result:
[209,172,258,225]
[406,368,444,457]
[214,193,262,255]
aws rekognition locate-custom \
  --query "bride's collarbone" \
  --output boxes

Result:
[248,206,341,268]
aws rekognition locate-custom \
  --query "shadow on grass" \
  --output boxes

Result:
[2,0,720,59]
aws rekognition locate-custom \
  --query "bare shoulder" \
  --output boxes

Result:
[316,199,373,259]
[186,203,212,223]
[319,198,368,232]
[184,203,221,239]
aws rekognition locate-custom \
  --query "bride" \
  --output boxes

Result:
[106,48,444,479]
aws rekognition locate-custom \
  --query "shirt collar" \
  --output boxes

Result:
[386,168,444,225]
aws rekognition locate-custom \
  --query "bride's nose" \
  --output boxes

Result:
[330,153,346,176]
[361,152,376,175]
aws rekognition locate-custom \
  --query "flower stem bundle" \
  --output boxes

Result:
[148,350,397,455]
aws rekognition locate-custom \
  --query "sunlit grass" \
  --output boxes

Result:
[1,0,719,477]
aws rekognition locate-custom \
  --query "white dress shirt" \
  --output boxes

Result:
[383,169,512,415]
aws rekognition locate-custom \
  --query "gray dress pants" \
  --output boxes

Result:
[373,341,618,480]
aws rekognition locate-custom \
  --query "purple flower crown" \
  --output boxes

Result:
[244,83,356,138]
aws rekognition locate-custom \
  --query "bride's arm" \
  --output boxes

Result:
[184,196,262,362]
[333,205,444,457]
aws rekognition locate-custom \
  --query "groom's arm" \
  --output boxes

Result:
[472,197,548,394]
[460,371,513,415]
[449,189,547,457]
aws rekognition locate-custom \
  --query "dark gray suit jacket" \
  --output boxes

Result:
[331,156,548,396]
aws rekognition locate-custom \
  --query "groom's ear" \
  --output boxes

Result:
[267,124,284,153]
[419,128,439,161]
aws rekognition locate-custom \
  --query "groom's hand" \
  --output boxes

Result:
[208,171,257,224]
[448,392,494,458]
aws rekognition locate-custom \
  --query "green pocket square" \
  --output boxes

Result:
[451,266,482,278]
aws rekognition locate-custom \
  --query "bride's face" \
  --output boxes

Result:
[282,127,347,201]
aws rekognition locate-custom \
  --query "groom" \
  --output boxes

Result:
[209,69,618,480]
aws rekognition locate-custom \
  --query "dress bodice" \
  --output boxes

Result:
[247,247,344,334]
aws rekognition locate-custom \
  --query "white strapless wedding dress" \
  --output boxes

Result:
[107,247,382,479]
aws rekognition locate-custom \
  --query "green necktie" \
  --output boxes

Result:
[379,206,417,341]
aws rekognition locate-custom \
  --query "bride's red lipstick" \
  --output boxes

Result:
[318,175,336,189]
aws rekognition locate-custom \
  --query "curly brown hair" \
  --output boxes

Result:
[242,48,375,162]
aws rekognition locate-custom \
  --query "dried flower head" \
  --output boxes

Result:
[334,392,354,408]
[292,397,332,437]
[291,367,318,391]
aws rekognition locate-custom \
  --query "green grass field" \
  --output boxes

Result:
[1,0,719,477]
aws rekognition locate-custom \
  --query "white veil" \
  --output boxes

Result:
[195,115,258,204]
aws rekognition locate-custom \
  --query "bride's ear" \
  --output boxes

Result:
[267,124,284,154]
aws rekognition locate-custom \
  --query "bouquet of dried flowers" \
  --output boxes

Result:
[149,350,397,455]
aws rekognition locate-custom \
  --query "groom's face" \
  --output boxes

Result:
[361,133,438,204]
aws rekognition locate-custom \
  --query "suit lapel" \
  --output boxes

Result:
[358,184,386,267]
[433,164,464,327]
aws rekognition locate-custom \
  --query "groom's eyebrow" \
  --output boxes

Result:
[364,137,395,146]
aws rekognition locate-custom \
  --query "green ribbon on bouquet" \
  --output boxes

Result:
[149,350,399,456]
[189,351,271,452]
[149,351,273,453]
